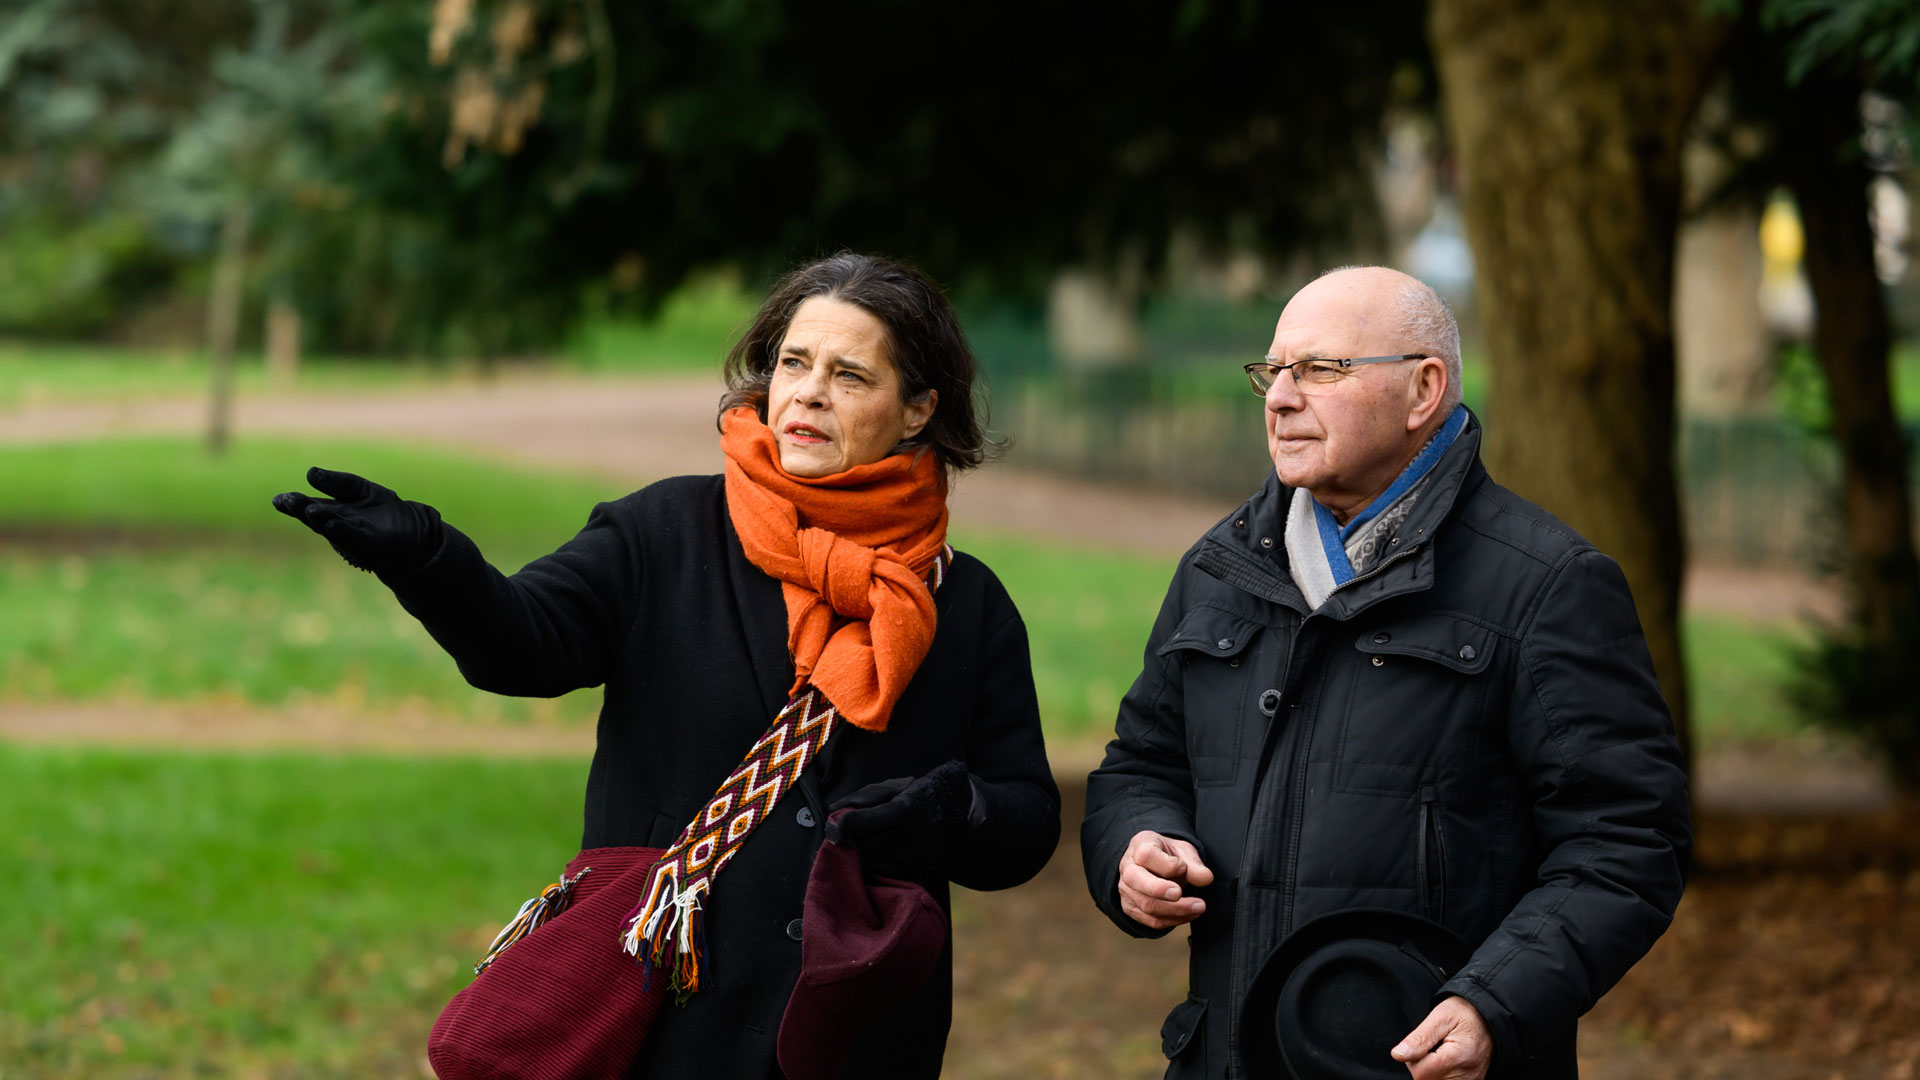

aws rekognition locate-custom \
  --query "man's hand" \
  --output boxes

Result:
[1391,995,1491,1080]
[1116,831,1214,930]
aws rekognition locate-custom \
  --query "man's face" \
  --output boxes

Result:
[1263,277,1422,516]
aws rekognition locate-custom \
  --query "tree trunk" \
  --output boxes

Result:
[1047,264,1144,371]
[1676,207,1771,418]
[206,199,251,456]
[1429,1,1725,768]
[266,297,301,383]
[1781,71,1920,784]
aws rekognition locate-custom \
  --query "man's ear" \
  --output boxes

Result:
[1406,358,1447,432]
[903,389,938,440]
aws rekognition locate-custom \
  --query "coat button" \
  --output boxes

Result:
[1216,638,1234,651]
[1258,689,1282,716]
[1373,632,1391,644]
[1371,656,1384,667]
[1235,517,1247,528]
[1459,644,1477,661]
[786,918,804,941]
[795,806,816,828]
[1260,536,1274,549]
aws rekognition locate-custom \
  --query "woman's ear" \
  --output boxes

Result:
[903,389,938,440]
[1405,358,1447,432]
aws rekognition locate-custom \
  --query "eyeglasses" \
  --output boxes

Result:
[1243,354,1425,396]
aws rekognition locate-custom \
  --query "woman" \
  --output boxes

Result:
[272,253,1060,1077]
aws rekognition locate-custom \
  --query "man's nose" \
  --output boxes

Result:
[1265,370,1304,411]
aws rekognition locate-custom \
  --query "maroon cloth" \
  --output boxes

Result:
[776,827,950,1080]
[428,845,668,1080]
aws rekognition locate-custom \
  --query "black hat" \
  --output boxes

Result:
[1240,908,1473,1080]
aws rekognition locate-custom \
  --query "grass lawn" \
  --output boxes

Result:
[0,277,757,410]
[0,342,443,410]
[0,436,628,563]
[1684,614,1813,745]
[0,435,1173,735]
[0,744,586,1078]
[0,433,1831,1078]
[1,435,1812,743]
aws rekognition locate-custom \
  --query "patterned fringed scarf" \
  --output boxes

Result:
[617,549,951,1000]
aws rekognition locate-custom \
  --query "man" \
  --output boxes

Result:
[1081,267,1690,1080]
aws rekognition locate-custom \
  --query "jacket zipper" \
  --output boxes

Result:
[1341,539,1424,591]
[1418,784,1447,922]
[1275,621,1322,938]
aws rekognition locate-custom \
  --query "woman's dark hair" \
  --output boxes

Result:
[718,252,997,477]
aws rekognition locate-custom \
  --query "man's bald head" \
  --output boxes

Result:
[1300,266,1462,413]
[1263,266,1463,521]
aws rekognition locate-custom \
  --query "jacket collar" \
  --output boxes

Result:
[1193,408,1488,619]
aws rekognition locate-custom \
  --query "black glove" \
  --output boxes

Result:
[271,467,445,575]
[827,760,973,881]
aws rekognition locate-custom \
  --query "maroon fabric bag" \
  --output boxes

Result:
[776,827,949,1080]
[427,845,669,1080]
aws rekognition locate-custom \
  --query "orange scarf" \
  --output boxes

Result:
[719,407,949,732]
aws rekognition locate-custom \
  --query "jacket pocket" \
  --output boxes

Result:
[1157,606,1265,787]
[1160,993,1207,1066]
[1418,785,1447,922]
[1335,612,1497,795]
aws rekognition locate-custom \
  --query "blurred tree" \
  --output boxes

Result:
[144,0,367,450]
[0,0,254,336]
[1720,0,1920,786]
[326,0,1431,356]
[1428,0,1730,764]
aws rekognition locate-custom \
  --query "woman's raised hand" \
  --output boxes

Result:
[272,467,446,574]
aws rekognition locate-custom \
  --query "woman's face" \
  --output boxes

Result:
[766,296,937,477]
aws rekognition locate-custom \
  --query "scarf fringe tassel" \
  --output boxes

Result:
[473,867,591,976]
[620,878,706,1004]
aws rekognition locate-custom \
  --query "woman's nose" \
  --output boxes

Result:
[793,368,831,405]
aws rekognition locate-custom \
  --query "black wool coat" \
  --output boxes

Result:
[379,474,1061,1079]
[1082,417,1691,1080]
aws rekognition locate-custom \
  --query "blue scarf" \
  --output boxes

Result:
[1285,405,1467,607]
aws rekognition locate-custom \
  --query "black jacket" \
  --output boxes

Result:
[1081,419,1690,1080]
[381,474,1061,1079]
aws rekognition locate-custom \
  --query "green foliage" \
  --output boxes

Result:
[0,212,172,336]
[1686,614,1815,743]
[2,0,1435,355]
[565,273,755,373]
[319,0,1432,350]
[0,0,259,334]
[1760,0,1920,90]
[0,744,585,1075]
[1791,617,1920,785]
